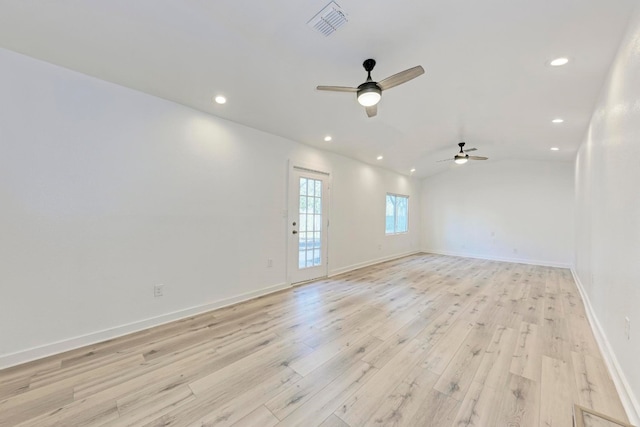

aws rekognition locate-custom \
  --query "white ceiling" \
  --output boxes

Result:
[0,0,636,177]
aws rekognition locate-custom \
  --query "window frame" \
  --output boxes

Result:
[385,193,409,235]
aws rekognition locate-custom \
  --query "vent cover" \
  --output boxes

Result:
[307,1,348,37]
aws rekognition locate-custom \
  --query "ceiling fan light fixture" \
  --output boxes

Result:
[357,83,381,107]
[550,57,569,66]
[454,155,468,165]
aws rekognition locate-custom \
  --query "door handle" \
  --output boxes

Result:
[292,230,298,234]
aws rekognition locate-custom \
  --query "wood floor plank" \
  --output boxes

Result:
[422,318,474,375]
[510,321,541,381]
[494,373,540,426]
[275,361,377,427]
[366,364,460,427]
[112,385,196,427]
[288,324,380,376]
[540,355,576,427]
[572,352,629,422]
[473,325,517,391]
[181,369,301,427]
[265,334,382,420]
[187,340,312,396]
[0,385,74,427]
[364,365,440,426]
[14,392,120,427]
[334,339,426,426]
[317,414,350,427]
[230,405,279,427]
[451,381,500,426]
[404,388,460,427]
[432,322,491,401]
[149,368,301,427]
[0,254,629,427]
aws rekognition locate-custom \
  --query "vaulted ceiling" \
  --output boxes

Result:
[0,0,636,176]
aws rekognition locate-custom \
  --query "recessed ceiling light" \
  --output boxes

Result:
[550,147,560,151]
[324,136,332,142]
[550,57,569,66]
[214,95,227,104]
[410,168,416,173]
[376,155,383,160]
[552,118,564,123]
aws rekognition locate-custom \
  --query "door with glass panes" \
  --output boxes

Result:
[288,166,330,284]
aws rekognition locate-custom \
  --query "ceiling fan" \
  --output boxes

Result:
[438,142,488,164]
[316,59,424,118]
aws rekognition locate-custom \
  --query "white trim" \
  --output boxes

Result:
[0,281,290,370]
[423,248,571,268]
[329,250,421,277]
[571,269,640,425]
[292,165,330,176]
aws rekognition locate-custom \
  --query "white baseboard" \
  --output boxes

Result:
[328,250,422,277]
[0,281,290,370]
[423,249,571,269]
[571,269,640,425]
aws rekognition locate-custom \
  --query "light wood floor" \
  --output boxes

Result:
[0,254,630,427]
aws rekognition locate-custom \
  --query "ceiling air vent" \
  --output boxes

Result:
[307,1,348,37]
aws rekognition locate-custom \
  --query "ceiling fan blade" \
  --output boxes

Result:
[436,158,453,162]
[378,66,425,91]
[365,104,377,118]
[468,156,488,160]
[464,147,478,152]
[316,85,358,92]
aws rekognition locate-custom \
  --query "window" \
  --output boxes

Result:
[385,194,409,234]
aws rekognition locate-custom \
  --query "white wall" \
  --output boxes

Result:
[0,47,421,368]
[421,160,574,267]
[574,4,640,421]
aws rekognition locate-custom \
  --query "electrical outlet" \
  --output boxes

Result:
[513,248,518,254]
[267,259,273,268]
[154,284,164,298]
[625,317,631,340]
[378,244,382,251]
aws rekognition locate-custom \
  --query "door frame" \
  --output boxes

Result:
[286,160,332,285]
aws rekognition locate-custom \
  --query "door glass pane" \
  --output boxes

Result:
[307,248,313,267]
[300,195,307,213]
[298,177,323,270]
[300,179,307,196]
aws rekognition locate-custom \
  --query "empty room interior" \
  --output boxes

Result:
[1,1,640,426]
